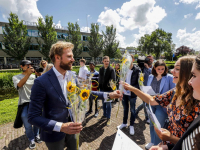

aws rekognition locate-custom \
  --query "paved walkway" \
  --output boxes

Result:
[0,98,150,150]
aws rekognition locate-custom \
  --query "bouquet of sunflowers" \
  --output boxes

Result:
[66,74,92,150]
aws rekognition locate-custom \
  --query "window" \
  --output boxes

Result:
[31,30,39,37]
[57,33,68,39]
[83,47,89,52]
[83,35,87,41]
[0,43,2,50]
[29,44,39,50]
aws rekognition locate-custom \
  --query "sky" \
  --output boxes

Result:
[0,0,200,51]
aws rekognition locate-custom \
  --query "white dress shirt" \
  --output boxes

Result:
[52,66,69,132]
[78,65,89,80]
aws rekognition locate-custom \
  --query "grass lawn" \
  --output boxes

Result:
[0,97,18,125]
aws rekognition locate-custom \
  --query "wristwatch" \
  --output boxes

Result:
[107,93,111,99]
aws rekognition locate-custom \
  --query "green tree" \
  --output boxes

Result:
[66,22,84,61]
[115,48,122,59]
[137,28,173,59]
[87,23,103,61]
[102,25,119,58]
[2,12,31,61]
[36,15,57,61]
[134,54,138,59]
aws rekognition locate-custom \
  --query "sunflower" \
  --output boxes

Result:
[66,81,76,93]
[140,76,144,82]
[80,89,90,101]
[122,59,128,65]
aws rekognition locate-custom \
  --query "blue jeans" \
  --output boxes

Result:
[122,95,137,126]
[21,105,39,141]
[101,91,112,119]
[150,105,168,145]
[135,101,149,120]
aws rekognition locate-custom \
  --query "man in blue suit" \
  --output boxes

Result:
[28,41,122,150]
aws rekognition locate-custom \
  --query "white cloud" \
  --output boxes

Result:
[87,15,90,18]
[0,0,43,22]
[176,28,200,50]
[77,19,79,22]
[184,13,193,18]
[195,2,200,9]
[192,27,196,31]
[179,0,200,4]
[195,12,200,19]
[97,0,166,47]
[116,33,126,48]
[80,27,90,33]
[175,2,180,5]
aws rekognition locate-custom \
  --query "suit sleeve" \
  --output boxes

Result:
[28,79,57,133]
[111,69,116,81]
[90,91,104,100]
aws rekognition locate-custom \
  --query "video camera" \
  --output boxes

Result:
[33,66,44,73]
[137,56,150,71]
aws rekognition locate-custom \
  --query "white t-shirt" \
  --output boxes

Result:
[12,74,35,105]
[78,65,89,80]
[123,69,133,96]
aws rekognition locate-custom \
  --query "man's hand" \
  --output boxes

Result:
[144,63,149,69]
[35,72,42,77]
[109,90,123,100]
[60,122,82,134]
[150,145,168,150]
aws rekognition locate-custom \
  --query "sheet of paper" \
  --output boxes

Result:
[145,104,161,131]
[104,99,113,103]
[140,86,156,96]
[112,129,142,150]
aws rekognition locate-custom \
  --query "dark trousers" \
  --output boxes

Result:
[135,101,149,120]
[88,95,98,113]
[45,134,76,150]
[122,95,137,126]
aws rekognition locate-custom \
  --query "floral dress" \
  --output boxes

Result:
[154,89,200,142]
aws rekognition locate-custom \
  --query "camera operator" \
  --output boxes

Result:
[135,55,154,124]
[12,60,42,149]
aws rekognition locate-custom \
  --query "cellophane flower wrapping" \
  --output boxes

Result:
[138,72,145,88]
[67,74,92,150]
[116,51,132,117]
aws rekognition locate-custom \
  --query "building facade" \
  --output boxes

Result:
[0,21,103,67]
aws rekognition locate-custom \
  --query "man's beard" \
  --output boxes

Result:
[60,60,72,70]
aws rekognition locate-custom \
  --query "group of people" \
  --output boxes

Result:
[12,41,122,149]
[12,40,200,150]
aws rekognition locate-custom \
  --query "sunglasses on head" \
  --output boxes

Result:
[42,62,46,64]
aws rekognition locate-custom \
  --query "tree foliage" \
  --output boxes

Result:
[137,28,173,59]
[102,25,119,58]
[2,12,31,61]
[36,15,57,61]
[87,23,103,61]
[65,22,83,60]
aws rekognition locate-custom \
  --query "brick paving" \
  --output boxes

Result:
[0,98,150,150]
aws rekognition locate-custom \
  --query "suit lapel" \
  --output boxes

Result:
[159,76,166,93]
[148,76,154,86]
[47,69,67,106]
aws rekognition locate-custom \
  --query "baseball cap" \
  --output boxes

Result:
[20,60,33,66]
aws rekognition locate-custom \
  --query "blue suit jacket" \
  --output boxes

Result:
[28,68,104,143]
[147,74,175,94]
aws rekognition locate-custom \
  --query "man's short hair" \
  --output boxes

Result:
[89,62,95,66]
[79,59,86,64]
[49,41,74,64]
[147,55,153,58]
[103,56,109,61]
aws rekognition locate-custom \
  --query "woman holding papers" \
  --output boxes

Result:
[145,60,175,149]
[121,55,200,150]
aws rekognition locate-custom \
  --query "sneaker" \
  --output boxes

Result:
[129,126,135,135]
[98,116,107,121]
[29,141,36,149]
[146,119,150,124]
[145,143,154,150]
[94,112,99,118]
[35,136,42,143]
[85,111,93,116]
[107,119,111,127]
[117,124,127,130]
